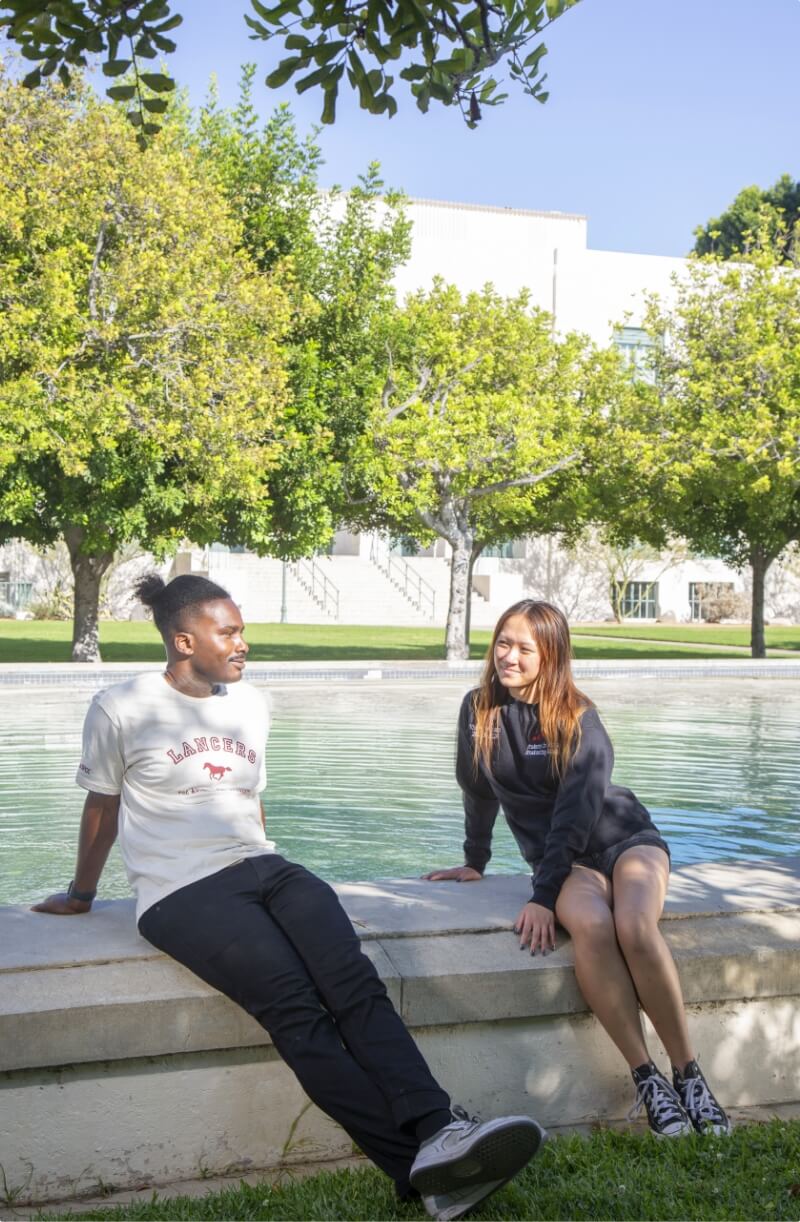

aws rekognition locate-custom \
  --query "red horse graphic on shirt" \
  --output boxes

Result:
[203,762,232,781]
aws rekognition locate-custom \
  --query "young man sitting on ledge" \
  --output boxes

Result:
[33,574,545,1222]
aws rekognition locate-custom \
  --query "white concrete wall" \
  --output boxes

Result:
[2,860,799,1205]
[395,197,684,345]
[394,198,587,310]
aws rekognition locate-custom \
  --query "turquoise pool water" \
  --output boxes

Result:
[1,679,799,906]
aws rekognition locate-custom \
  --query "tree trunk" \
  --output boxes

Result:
[749,545,771,659]
[445,535,474,661]
[463,543,483,657]
[64,527,113,663]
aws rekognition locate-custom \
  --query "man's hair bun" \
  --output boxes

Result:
[133,572,231,639]
[134,574,168,609]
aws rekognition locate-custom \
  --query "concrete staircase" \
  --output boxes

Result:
[200,550,505,628]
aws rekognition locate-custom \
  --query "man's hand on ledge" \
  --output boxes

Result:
[31,892,92,916]
[421,865,483,883]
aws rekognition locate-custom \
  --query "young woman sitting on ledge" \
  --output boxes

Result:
[424,599,730,1139]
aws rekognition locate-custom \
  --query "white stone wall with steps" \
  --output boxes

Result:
[196,550,512,629]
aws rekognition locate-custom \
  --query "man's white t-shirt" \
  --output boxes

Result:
[76,672,276,921]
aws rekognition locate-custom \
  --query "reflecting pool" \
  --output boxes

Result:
[1,679,799,906]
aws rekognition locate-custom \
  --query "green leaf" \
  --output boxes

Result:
[142,95,169,112]
[294,64,331,94]
[134,37,158,58]
[139,72,176,92]
[312,38,347,64]
[284,32,310,49]
[150,31,176,51]
[399,64,428,81]
[27,26,60,44]
[107,84,137,100]
[126,109,143,127]
[142,122,162,135]
[347,47,367,83]
[427,78,451,103]
[102,58,133,76]
[265,56,302,88]
[244,14,269,36]
[153,13,183,32]
[22,66,42,88]
[523,44,547,70]
[252,0,300,23]
[413,83,430,113]
[139,0,171,20]
[321,86,337,124]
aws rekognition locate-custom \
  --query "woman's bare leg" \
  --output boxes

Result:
[611,846,694,1070]
[555,866,651,1068]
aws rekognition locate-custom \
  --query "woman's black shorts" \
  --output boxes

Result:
[572,830,671,880]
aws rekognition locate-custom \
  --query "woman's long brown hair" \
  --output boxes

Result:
[472,600,592,779]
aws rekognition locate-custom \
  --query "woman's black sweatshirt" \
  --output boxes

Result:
[456,690,659,910]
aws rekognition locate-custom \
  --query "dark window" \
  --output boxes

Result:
[611,580,658,619]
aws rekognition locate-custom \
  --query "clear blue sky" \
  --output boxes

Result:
[37,1,800,256]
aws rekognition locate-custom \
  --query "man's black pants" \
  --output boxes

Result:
[138,853,450,1185]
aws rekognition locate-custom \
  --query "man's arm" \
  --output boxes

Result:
[32,791,120,915]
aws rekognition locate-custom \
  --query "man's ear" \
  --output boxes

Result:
[173,630,194,659]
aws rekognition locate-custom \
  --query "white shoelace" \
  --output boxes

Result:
[681,1074,724,1122]
[627,1075,684,1126]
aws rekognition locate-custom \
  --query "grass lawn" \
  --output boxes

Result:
[35,1123,800,1220]
[0,620,755,664]
[575,624,800,651]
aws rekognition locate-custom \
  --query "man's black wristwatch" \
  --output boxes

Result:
[67,880,96,903]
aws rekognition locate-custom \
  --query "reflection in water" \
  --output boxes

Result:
[1,679,799,905]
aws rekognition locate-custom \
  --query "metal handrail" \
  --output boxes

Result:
[289,557,340,619]
[369,538,436,619]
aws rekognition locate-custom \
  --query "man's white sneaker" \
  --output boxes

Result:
[422,1178,506,1221]
[409,1106,545,1205]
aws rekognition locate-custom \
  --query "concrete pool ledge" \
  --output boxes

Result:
[1,856,799,1205]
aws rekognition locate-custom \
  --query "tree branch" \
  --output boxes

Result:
[384,364,432,421]
[87,219,107,323]
[468,450,580,500]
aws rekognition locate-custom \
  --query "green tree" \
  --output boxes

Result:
[1,0,580,132]
[693,174,800,262]
[350,280,624,659]
[191,66,412,539]
[0,68,293,660]
[644,244,800,657]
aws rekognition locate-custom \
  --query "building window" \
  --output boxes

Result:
[482,541,518,559]
[614,326,656,381]
[689,581,735,622]
[389,535,421,557]
[0,579,33,612]
[611,580,658,619]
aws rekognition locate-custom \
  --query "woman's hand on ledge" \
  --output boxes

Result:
[421,866,483,883]
[31,892,92,916]
[514,901,556,955]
